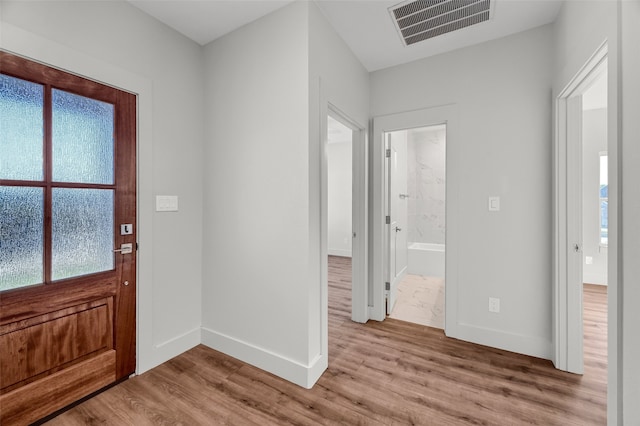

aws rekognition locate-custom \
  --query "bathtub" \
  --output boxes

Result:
[407,242,445,278]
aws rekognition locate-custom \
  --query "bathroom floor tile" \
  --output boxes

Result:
[389,274,444,329]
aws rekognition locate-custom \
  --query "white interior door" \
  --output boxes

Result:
[566,95,584,374]
[386,131,408,314]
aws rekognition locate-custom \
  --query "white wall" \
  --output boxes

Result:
[582,108,607,285]
[620,1,640,422]
[551,2,621,423]
[308,0,369,363]
[327,140,352,257]
[202,0,368,388]
[0,1,205,372]
[202,1,314,386]
[371,26,553,359]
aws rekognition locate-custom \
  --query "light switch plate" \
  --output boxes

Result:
[489,297,500,313]
[156,195,179,212]
[488,196,500,212]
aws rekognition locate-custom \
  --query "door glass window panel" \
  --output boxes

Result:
[52,89,114,184]
[52,188,114,280]
[0,74,44,181]
[0,186,44,290]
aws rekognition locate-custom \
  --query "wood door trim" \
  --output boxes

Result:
[0,51,119,104]
[0,350,116,426]
[113,89,137,379]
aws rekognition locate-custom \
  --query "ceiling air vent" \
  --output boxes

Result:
[390,0,493,46]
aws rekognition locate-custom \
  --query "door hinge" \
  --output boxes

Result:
[385,149,391,158]
[385,282,390,291]
[385,215,391,224]
[136,242,139,251]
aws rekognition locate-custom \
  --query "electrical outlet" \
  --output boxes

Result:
[489,297,500,313]
[585,256,593,265]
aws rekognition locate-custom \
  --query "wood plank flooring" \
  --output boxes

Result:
[43,257,607,425]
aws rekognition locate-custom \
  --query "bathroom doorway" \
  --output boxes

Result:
[385,125,446,329]
[371,104,459,335]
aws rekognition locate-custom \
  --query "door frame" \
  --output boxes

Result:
[321,103,368,325]
[384,131,408,315]
[371,105,459,335]
[553,42,608,373]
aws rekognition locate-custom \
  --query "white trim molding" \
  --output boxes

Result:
[201,327,326,389]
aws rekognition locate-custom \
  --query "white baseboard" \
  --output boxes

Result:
[137,327,201,375]
[452,323,552,361]
[328,248,352,257]
[201,327,326,389]
[583,273,607,286]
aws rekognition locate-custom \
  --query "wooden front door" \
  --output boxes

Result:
[0,52,136,425]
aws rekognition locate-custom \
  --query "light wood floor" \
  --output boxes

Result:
[44,256,607,425]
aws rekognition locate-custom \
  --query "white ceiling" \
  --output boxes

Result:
[128,0,563,72]
[129,0,294,46]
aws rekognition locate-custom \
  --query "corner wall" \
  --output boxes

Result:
[308,0,370,349]
[201,0,368,388]
[202,1,316,387]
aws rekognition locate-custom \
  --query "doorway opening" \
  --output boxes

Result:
[323,104,367,331]
[581,70,608,382]
[371,104,459,334]
[554,42,609,379]
[327,114,355,322]
[385,125,446,330]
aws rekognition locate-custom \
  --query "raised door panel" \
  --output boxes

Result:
[0,297,113,392]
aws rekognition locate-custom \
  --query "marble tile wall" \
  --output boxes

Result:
[407,126,446,245]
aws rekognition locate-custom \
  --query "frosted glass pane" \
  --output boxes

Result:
[52,89,114,184]
[0,74,44,181]
[0,186,44,291]
[52,188,114,280]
